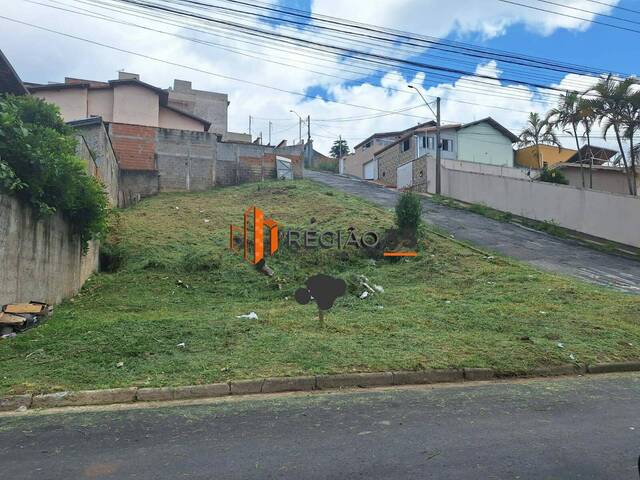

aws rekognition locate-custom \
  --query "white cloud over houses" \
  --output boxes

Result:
[0,0,621,153]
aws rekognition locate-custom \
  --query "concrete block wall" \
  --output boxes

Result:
[215,142,304,186]
[0,194,99,305]
[155,127,217,192]
[119,170,159,206]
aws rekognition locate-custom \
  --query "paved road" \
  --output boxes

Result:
[1,374,640,479]
[305,170,640,294]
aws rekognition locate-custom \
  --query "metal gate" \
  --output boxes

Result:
[276,156,293,180]
[397,161,413,189]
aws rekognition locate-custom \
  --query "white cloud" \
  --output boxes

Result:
[0,0,621,153]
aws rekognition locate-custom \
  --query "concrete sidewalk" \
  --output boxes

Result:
[305,170,640,294]
[1,374,639,479]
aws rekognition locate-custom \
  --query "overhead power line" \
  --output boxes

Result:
[25,0,544,115]
[26,0,586,107]
[497,0,640,35]
[533,0,640,26]
[584,0,640,16]
[108,0,583,95]
[0,15,433,120]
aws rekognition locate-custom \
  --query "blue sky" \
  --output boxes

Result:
[0,0,635,152]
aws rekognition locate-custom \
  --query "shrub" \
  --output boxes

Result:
[0,95,108,251]
[539,165,569,185]
[395,191,422,232]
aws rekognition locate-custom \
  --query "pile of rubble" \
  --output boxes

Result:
[0,302,52,339]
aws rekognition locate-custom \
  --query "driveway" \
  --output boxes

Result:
[1,374,639,479]
[305,170,640,294]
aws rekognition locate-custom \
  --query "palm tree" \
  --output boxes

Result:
[621,91,640,196]
[547,92,585,187]
[518,112,561,169]
[585,74,639,196]
[577,97,597,189]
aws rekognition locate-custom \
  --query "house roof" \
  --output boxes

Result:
[353,120,437,149]
[26,82,91,92]
[27,76,211,130]
[567,145,617,164]
[373,117,517,157]
[0,49,28,95]
[108,78,169,103]
[459,117,519,143]
[374,123,460,157]
[162,104,211,130]
[66,116,104,128]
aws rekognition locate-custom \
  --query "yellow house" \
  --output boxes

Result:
[515,144,576,169]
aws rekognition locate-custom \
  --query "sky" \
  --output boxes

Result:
[1,0,638,154]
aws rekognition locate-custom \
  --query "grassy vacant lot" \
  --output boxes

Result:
[1,180,639,395]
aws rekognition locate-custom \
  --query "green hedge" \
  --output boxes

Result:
[0,95,108,251]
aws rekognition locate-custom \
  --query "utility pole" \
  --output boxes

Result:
[435,97,441,195]
[408,85,441,194]
[268,121,272,146]
[249,115,252,141]
[298,117,302,144]
[339,134,343,158]
[307,115,311,143]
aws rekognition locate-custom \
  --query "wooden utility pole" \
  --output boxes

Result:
[249,115,252,141]
[268,121,272,146]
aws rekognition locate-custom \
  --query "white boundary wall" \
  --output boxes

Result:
[423,157,640,248]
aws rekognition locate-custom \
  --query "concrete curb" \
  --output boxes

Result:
[2,362,640,412]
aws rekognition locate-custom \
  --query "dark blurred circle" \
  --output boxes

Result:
[294,287,312,305]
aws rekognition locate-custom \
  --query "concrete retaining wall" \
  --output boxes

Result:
[0,194,98,305]
[421,156,640,248]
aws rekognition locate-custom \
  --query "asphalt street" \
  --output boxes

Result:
[305,169,640,294]
[1,374,640,479]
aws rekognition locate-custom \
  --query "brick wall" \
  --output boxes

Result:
[109,123,156,171]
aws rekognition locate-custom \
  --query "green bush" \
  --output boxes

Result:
[0,95,108,251]
[539,165,569,185]
[395,191,422,232]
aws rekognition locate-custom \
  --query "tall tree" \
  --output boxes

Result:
[329,138,350,158]
[547,92,586,187]
[621,92,640,196]
[577,97,597,189]
[585,74,639,196]
[518,112,561,169]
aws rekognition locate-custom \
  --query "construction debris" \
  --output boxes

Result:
[237,312,258,320]
[0,301,51,337]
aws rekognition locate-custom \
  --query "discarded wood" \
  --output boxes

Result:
[0,312,26,325]
[3,303,45,314]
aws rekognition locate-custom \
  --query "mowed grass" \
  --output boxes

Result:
[1,180,639,395]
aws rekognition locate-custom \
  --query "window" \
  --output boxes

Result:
[442,139,453,152]
[364,141,372,149]
[427,137,435,149]
[421,136,427,149]
[402,138,411,152]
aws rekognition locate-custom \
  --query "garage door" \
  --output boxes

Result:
[363,160,376,180]
[397,161,413,189]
